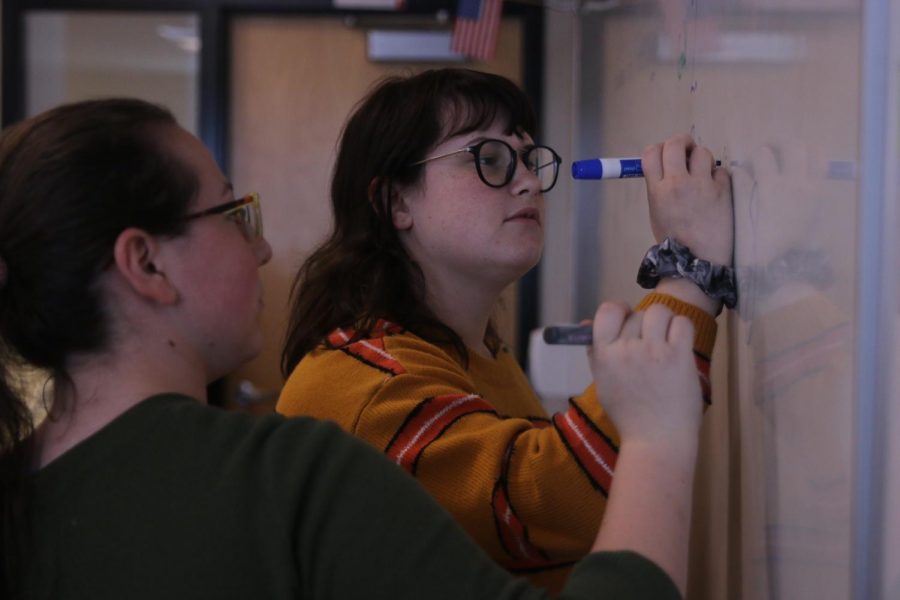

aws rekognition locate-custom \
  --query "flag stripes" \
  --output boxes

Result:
[451,0,503,61]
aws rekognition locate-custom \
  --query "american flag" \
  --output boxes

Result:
[451,0,504,62]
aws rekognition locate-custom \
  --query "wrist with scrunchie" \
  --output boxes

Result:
[637,237,737,310]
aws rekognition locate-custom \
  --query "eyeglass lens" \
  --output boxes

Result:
[473,140,559,192]
[526,147,560,192]
[226,197,262,241]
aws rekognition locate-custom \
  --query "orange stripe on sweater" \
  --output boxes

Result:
[491,480,549,567]
[695,353,711,404]
[325,320,403,348]
[371,319,403,337]
[552,403,618,495]
[324,324,406,376]
[326,326,355,348]
[385,394,495,474]
[343,338,406,376]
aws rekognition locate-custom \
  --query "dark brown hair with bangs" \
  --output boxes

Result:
[281,68,536,374]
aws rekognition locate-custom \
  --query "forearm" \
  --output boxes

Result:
[590,438,699,596]
[584,296,707,598]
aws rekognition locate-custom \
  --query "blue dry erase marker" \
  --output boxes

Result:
[572,157,722,180]
[543,325,593,345]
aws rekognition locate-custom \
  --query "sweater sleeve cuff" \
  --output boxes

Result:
[561,551,682,600]
[636,292,717,358]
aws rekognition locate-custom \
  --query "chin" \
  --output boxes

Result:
[213,339,264,381]
[498,253,543,283]
[241,338,265,366]
[517,246,543,271]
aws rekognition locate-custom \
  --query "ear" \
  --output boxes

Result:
[388,184,413,231]
[112,228,179,305]
[368,176,413,231]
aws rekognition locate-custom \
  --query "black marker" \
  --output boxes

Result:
[542,325,593,345]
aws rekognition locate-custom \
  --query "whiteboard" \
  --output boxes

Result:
[539,1,900,598]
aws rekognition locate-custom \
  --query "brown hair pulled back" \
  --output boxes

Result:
[0,98,199,595]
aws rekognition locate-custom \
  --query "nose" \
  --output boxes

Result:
[509,155,541,197]
[254,236,273,266]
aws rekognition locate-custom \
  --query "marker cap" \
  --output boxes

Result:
[572,160,603,179]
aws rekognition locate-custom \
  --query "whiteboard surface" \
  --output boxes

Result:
[539,1,899,597]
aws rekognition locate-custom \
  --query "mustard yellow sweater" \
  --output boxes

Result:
[277,293,717,594]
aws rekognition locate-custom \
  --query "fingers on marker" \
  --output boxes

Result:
[593,301,629,345]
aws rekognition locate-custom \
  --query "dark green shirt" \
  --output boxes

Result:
[22,394,679,599]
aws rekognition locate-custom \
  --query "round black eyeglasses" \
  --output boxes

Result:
[412,139,562,193]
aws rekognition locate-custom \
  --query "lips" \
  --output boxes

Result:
[505,207,541,225]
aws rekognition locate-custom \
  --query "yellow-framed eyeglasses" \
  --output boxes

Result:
[184,192,263,242]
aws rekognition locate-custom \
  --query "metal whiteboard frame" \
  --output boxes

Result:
[854,0,896,598]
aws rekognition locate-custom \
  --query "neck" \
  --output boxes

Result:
[423,270,504,358]
[33,331,209,469]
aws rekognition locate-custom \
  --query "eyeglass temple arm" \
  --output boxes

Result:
[412,147,473,166]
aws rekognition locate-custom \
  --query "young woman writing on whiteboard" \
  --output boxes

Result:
[4,97,706,599]
[277,68,734,593]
